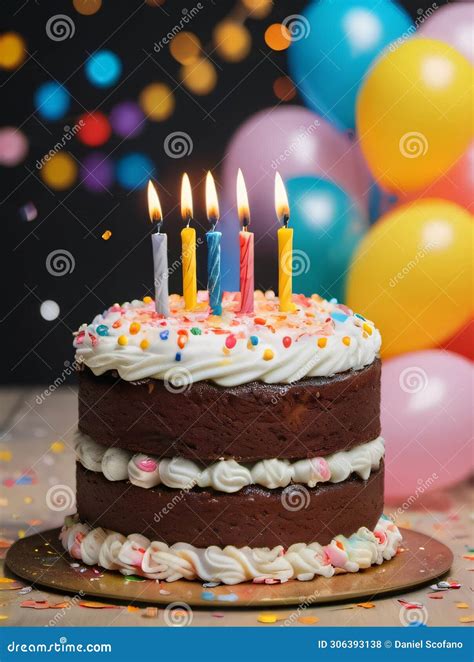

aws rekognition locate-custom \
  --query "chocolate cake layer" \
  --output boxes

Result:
[78,359,381,461]
[76,461,384,548]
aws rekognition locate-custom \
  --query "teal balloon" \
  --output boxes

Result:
[286,176,367,302]
[288,0,412,131]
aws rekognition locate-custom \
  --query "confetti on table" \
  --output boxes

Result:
[357,602,376,609]
[21,600,69,609]
[79,601,120,609]
[212,612,225,618]
[143,607,158,618]
[398,599,424,610]
[159,589,171,596]
[456,603,470,609]
[427,594,443,599]
[429,581,461,592]
[0,615,8,621]
[18,586,33,595]
[459,615,474,623]
[127,605,140,612]
[0,579,24,591]
[123,575,145,582]
[0,450,12,462]
[258,613,278,624]
[462,554,474,561]
[298,616,319,624]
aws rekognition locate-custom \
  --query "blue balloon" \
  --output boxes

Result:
[116,153,154,190]
[34,82,70,120]
[286,176,367,302]
[288,0,412,131]
[85,50,122,88]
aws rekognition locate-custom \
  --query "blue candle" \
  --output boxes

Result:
[205,171,222,315]
[206,230,222,315]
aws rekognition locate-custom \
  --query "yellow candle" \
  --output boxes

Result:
[278,225,293,312]
[181,225,197,310]
[275,172,293,313]
[181,173,197,310]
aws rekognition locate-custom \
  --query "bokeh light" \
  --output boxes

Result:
[41,152,78,190]
[73,0,102,15]
[265,23,291,51]
[145,0,166,6]
[180,58,217,95]
[116,153,155,190]
[77,112,111,147]
[110,101,145,138]
[0,32,26,70]
[34,82,70,120]
[170,31,201,65]
[81,152,114,192]
[0,127,28,166]
[139,83,175,122]
[85,50,122,88]
[40,300,60,321]
[273,76,296,101]
[19,202,38,223]
[241,0,272,19]
[213,21,251,62]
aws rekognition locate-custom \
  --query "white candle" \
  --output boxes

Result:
[148,180,169,315]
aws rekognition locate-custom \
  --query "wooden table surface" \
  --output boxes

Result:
[0,387,472,627]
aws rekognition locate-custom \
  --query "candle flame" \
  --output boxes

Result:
[147,180,163,224]
[274,172,289,225]
[181,173,193,224]
[236,168,250,229]
[205,170,220,225]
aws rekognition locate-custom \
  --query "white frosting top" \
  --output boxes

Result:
[73,290,381,386]
[75,431,385,493]
[60,514,402,585]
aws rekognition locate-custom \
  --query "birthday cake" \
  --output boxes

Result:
[61,290,402,584]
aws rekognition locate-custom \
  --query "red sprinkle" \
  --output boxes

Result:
[177,329,188,336]
[282,336,292,348]
[254,317,266,325]
[225,334,237,349]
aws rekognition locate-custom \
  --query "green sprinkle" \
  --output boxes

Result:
[190,327,202,335]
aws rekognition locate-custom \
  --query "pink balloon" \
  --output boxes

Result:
[381,350,473,503]
[418,3,474,64]
[401,141,474,211]
[222,106,370,240]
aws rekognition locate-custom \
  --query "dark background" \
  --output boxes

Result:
[1,0,451,384]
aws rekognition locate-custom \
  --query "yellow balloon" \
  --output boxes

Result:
[357,38,473,194]
[347,199,473,358]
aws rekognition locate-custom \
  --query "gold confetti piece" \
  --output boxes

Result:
[102,230,112,241]
[298,616,319,625]
[457,603,470,609]
[23,497,33,505]
[0,450,12,462]
[357,602,376,609]
[143,607,158,618]
[0,615,8,620]
[127,605,140,612]
[50,441,65,454]
[459,615,474,623]
[258,613,278,624]
[17,530,25,539]
[463,554,474,561]
[0,577,15,584]
[79,601,120,609]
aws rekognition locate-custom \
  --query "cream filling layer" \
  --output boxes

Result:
[75,432,385,493]
[60,515,402,585]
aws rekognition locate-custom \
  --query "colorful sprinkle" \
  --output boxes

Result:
[225,334,237,349]
[96,324,109,336]
[331,311,348,323]
[362,322,373,336]
[249,335,259,346]
[117,335,128,346]
[190,327,201,335]
[140,339,150,350]
[254,317,266,325]
[159,330,169,340]
[282,336,291,348]
[258,613,278,623]
[143,296,152,304]
[342,336,351,346]
[50,441,65,454]
[263,349,274,361]
[175,352,181,361]
[177,335,187,349]
[112,320,122,329]
[354,313,365,320]
[129,322,141,334]
[317,337,327,349]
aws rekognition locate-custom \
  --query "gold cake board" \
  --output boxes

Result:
[5,528,452,608]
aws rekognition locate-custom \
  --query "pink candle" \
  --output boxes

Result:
[237,169,254,314]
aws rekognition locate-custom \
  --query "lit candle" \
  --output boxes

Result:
[275,172,293,313]
[237,169,254,314]
[148,180,169,316]
[181,173,197,310]
[205,171,222,316]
